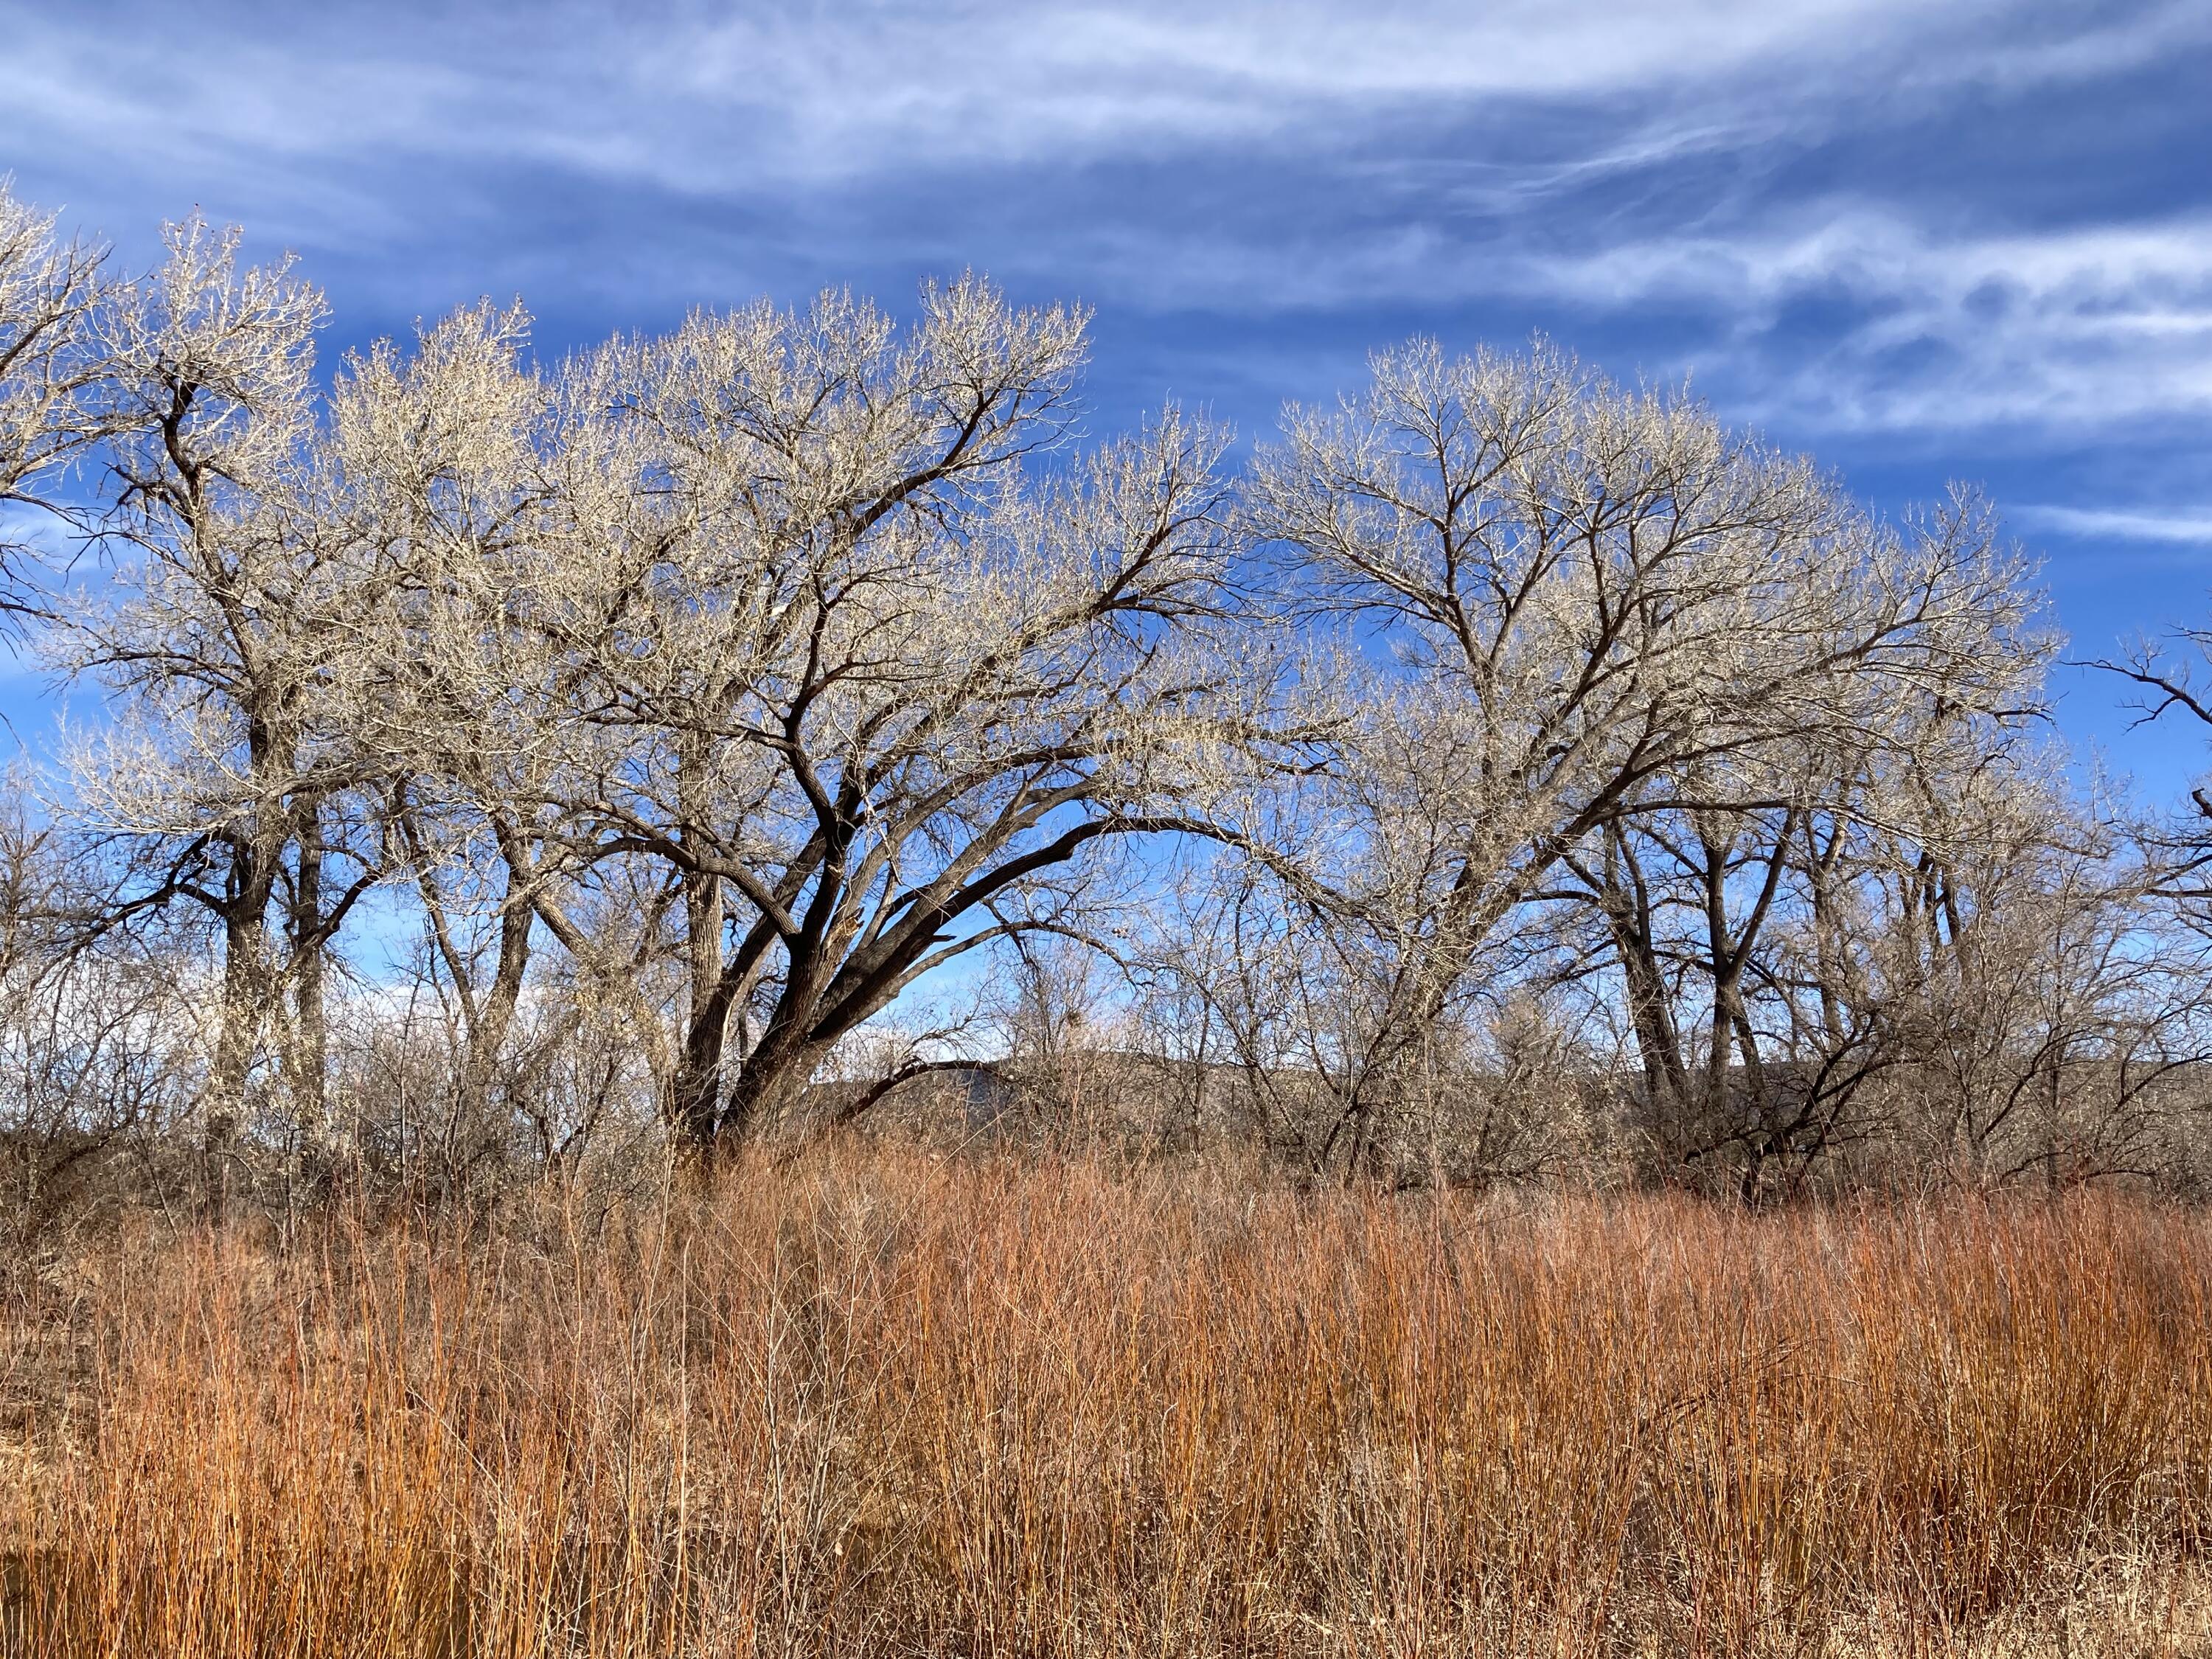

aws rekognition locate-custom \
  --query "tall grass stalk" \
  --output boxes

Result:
[4,1144,2211,1655]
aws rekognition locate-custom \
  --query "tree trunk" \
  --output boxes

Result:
[206,892,274,1222]
[457,894,533,1129]
[287,827,333,1202]
[667,1004,732,1158]
[669,749,734,1163]
[718,1036,819,1147]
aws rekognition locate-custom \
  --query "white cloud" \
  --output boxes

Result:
[2014,506,2212,545]
[3,0,2208,447]
[933,201,2212,436]
[1,0,2199,200]
[1519,210,2212,433]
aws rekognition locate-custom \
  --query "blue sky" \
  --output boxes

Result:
[4,0,2211,805]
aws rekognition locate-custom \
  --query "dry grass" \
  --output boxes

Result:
[4,1142,2212,1656]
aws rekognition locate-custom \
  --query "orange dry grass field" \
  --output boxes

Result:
[4,1145,2212,1657]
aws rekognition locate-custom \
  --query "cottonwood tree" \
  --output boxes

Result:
[1558,782,1818,1193]
[1130,807,1604,1186]
[52,219,388,1201]
[327,300,607,1140]
[526,282,1261,1156]
[1549,708,1938,1192]
[1851,745,2212,1187]
[1129,849,1454,1180]
[1561,740,1921,1194]
[1244,342,2046,1178]
[0,181,115,607]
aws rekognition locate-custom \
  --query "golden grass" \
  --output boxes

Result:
[5,1143,2212,1655]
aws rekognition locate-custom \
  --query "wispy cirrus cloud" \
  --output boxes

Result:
[0,5,2208,440]
[2014,506,2212,546]
[1513,210,2212,434]
[0,1,2060,186]
[1,0,2209,776]
[2,1,2204,239]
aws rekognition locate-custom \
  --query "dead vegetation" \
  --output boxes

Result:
[3,1139,2211,1656]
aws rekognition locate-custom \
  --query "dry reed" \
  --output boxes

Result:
[4,1141,2211,1656]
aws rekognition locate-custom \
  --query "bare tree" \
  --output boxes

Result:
[528,283,1262,1158]
[0,180,115,608]
[1240,341,2046,1185]
[326,299,600,1142]
[12,181,2171,1212]
[0,791,198,1237]
[49,218,386,1207]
